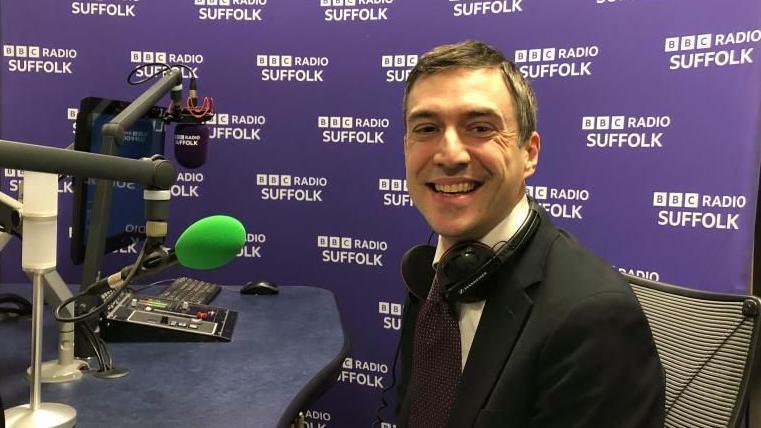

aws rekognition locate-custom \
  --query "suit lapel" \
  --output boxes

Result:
[447,211,558,427]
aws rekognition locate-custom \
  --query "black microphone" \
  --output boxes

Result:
[173,123,209,169]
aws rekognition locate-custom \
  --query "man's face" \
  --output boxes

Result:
[404,67,540,246]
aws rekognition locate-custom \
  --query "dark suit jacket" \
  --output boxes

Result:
[397,209,665,427]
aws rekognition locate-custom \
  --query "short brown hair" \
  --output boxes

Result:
[403,40,538,144]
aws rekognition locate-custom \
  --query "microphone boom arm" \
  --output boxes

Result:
[0,139,177,189]
[102,67,182,156]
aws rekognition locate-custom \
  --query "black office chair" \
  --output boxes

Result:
[624,273,761,428]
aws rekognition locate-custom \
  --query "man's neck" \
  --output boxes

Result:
[433,194,530,266]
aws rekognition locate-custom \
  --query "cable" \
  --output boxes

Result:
[186,95,214,119]
[126,62,195,86]
[185,77,214,119]
[97,327,113,370]
[131,277,178,294]
[53,237,150,323]
[76,322,106,371]
[373,302,409,427]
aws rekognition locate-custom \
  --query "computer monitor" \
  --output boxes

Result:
[70,97,166,265]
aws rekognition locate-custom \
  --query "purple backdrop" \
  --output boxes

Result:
[2,0,761,426]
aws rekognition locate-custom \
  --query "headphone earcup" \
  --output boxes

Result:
[401,245,436,302]
[438,242,497,303]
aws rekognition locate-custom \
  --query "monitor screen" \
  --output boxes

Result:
[70,97,166,265]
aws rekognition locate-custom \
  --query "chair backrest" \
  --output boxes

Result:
[624,273,761,428]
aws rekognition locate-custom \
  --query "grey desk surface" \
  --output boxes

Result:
[0,284,348,428]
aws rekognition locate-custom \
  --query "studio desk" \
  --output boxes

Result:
[0,284,349,428]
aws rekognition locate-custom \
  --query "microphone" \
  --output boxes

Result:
[174,214,245,269]
[87,215,246,294]
[174,123,209,169]
[171,76,214,169]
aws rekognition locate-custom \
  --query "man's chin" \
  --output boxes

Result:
[429,223,481,245]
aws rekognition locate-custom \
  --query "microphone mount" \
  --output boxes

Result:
[163,108,213,125]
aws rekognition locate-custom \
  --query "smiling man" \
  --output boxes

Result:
[396,41,664,428]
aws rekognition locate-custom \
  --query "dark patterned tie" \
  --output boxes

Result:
[408,276,462,428]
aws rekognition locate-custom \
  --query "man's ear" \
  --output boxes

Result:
[523,131,540,179]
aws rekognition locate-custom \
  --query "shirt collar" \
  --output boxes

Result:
[433,194,530,267]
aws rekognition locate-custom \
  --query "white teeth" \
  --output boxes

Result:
[434,182,475,193]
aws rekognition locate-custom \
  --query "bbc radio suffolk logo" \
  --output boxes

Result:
[208,112,267,142]
[448,0,526,17]
[130,51,203,79]
[194,0,267,21]
[615,265,661,282]
[317,235,387,267]
[514,45,598,79]
[382,54,417,83]
[172,172,205,198]
[527,185,588,220]
[72,0,139,17]
[68,106,79,134]
[303,409,334,428]
[3,169,75,195]
[653,191,744,230]
[665,29,758,70]
[320,0,394,22]
[237,232,266,259]
[3,45,77,74]
[256,173,328,202]
[582,115,671,150]
[378,301,403,330]
[338,357,389,389]
[256,54,329,82]
[378,178,413,207]
[317,116,389,145]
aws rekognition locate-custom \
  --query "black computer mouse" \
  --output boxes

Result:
[240,281,279,295]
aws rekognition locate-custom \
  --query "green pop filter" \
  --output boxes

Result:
[175,215,246,270]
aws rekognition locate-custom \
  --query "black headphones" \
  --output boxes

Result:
[401,199,541,303]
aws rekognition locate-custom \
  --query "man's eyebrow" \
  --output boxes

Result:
[406,109,439,123]
[462,108,502,120]
[406,108,503,123]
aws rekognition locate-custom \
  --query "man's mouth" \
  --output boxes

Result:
[429,182,481,195]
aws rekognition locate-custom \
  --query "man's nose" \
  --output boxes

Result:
[433,128,470,169]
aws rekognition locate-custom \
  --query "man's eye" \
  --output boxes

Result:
[413,125,438,134]
[470,124,495,134]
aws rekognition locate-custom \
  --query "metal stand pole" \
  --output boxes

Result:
[4,272,76,428]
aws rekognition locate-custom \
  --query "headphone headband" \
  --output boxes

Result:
[493,203,542,264]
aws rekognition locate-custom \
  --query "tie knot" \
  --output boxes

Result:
[429,276,445,303]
